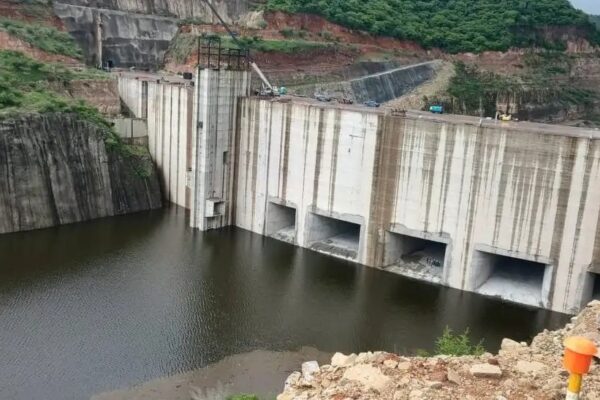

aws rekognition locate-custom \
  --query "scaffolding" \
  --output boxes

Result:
[196,36,250,71]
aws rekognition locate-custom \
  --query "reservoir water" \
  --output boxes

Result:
[0,207,569,400]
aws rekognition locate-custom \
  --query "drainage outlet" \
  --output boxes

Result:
[266,202,296,244]
[585,272,600,301]
[307,213,360,260]
[384,231,447,284]
[472,250,550,308]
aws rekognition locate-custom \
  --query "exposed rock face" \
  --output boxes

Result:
[278,301,600,400]
[0,114,161,234]
[294,61,440,104]
[55,0,262,21]
[53,2,178,69]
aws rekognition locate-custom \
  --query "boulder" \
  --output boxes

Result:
[342,364,391,392]
[331,352,349,367]
[469,363,502,378]
[515,360,547,376]
[301,361,320,382]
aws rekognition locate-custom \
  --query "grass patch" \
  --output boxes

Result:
[0,50,107,117]
[167,33,337,63]
[0,17,82,59]
[222,36,335,53]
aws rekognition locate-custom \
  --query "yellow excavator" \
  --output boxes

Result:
[498,113,512,121]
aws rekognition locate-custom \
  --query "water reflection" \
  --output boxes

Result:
[0,207,568,400]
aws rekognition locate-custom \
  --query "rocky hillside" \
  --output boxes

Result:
[278,301,600,400]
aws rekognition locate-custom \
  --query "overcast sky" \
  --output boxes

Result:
[570,0,600,14]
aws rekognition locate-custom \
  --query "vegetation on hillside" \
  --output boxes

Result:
[0,18,82,59]
[0,50,153,177]
[265,0,599,53]
[590,15,600,29]
[0,50,106,118]
[167,33,338,63]
[426,57,598,117]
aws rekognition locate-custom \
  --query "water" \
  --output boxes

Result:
[0,207,569,400]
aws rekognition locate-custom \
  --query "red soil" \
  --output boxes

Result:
[0,0,64,29]
[0,31,80,64]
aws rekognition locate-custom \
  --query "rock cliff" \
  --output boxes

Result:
[53,2,178,69]
[0,114,162,234]
[55,0,261,21]
[279,301,600,400]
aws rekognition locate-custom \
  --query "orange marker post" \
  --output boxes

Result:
[563,336,597,400]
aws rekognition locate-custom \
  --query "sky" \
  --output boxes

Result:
[570,0,600,14]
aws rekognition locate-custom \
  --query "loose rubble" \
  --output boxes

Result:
[277,301,600,400]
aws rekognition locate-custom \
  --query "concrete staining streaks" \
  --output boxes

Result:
[234,100,600,313]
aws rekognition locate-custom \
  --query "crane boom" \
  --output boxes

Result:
[198,0,274,91]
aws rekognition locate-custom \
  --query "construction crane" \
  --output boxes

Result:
[198,0,281,96]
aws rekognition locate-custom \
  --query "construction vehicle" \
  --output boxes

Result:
[497,112,512,121]
[315,93,332,102]
[363,100,380,108]
[199,0,282,96]
[429,105,444,114]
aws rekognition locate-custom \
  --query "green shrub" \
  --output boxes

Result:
[0,18,82,59]
[280,28,295,38]
[227,395,259,400]
[177,17,205,26]
[434,326,485,356]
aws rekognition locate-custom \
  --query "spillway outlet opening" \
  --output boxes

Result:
[472,250,550,308]
[266,202,297,244]
[384,231,447,284]
[307,213,361,260]
[588,272,600,301]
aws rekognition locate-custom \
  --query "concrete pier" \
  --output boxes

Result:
[118,72,600,314]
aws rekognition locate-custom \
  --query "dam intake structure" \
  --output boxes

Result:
[118,64,600,314]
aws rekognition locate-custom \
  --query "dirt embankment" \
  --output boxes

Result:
[165,11,435,82]
[279,301,600,400]
[0,31,80,64]
[0,0,63,28]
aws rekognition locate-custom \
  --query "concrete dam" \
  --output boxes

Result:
[118,68,600,314]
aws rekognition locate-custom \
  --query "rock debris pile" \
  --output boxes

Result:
[278,301,600,400]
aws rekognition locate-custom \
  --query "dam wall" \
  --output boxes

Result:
[147,80,194,208]
[234,99,600,313]
[0,114,162,234]
[117,69,250,213]
[118,75,194,208]
[294,61,439,104]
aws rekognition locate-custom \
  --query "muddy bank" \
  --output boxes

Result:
[92,348,331,400]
